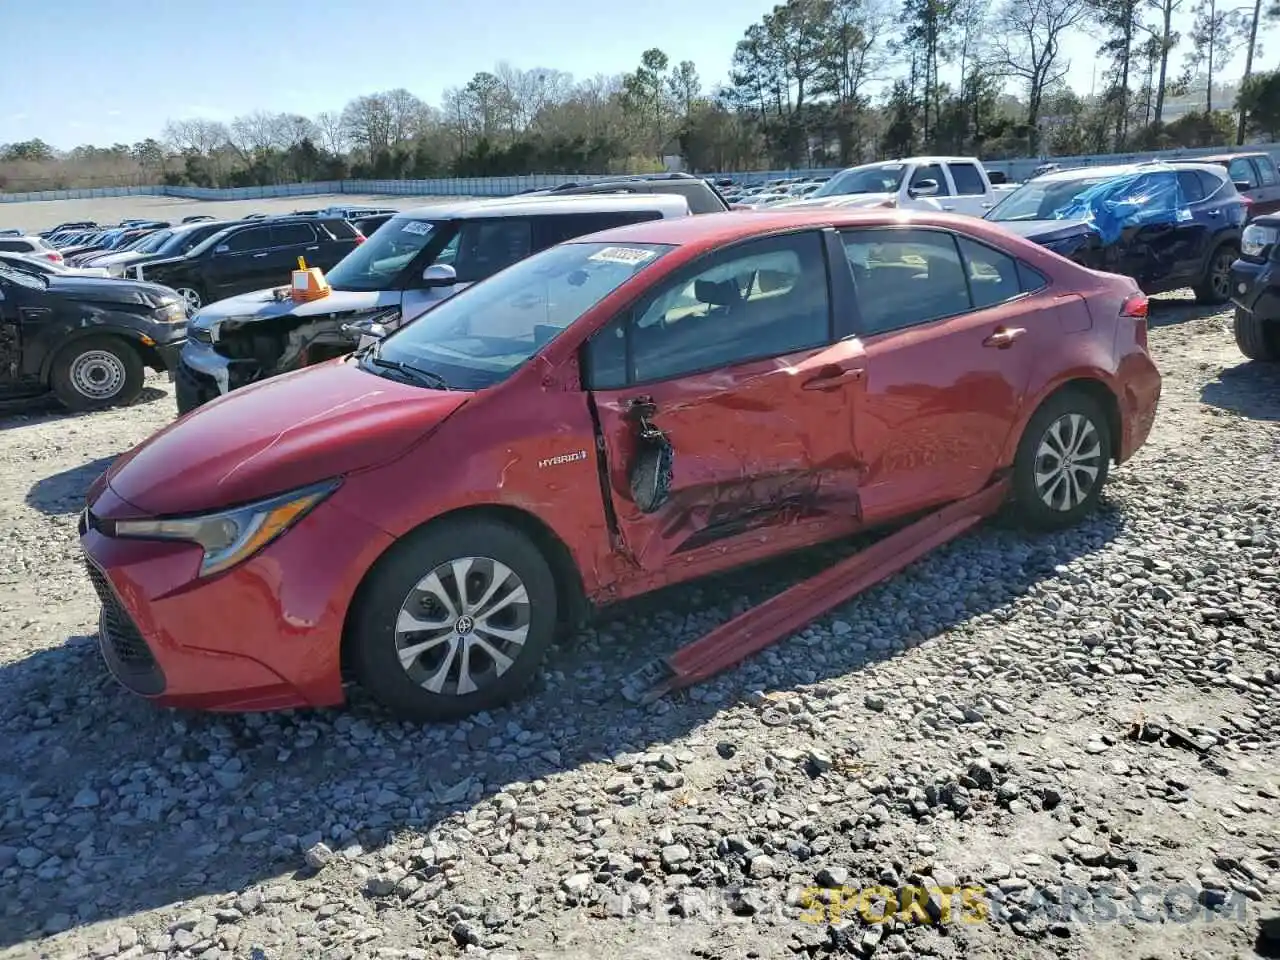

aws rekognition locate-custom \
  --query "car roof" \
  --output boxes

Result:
[573,208,1012,249]
[171,219,233,234]
[397,193,690,221]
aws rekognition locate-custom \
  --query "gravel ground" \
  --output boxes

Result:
[0,294,1277,960]
[0,195,449,233]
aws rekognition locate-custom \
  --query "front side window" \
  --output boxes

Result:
[1228,158,1260,189]
[221,227,272,253]
[368,240,674,391]
[911,164,952,196]
[453,220,534,283]
[841,229,970,335]
[588,232,831,387]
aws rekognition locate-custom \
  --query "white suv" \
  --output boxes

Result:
[0,235,63,264]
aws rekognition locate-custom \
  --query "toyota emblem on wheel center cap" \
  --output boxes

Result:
[454,615,476,635]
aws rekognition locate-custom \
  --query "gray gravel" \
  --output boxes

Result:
[0,294,1277,960]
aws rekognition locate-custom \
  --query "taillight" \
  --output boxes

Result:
[47,252,63,262]
[353,231,366,245]
[1121,292,1148,349]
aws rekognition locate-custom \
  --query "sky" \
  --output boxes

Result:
[1,0,1271,151]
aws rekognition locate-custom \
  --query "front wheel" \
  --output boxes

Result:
[1010,389,1112,531]
[1193,243,1237,305]
[50,336,145,412]
[347,517,560,721]
[174,285,205,313]
[1233,307,1280,361]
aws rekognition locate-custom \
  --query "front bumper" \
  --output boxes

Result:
[79,484,396,713]
[1229,258,1279,320]
[174,339,249,414]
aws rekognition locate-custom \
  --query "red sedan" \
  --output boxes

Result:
[79,210,1161,720]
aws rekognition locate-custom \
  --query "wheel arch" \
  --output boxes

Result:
[1002,375,1123,468]
[40,327,149,383]
[338,503,590,678]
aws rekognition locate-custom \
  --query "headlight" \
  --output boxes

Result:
[1241,224,1278,260]
[153,300,186,323]
[111,480,339,577]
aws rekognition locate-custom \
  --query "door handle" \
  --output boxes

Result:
[252,252,269,258]
[983,327,1026,349]
[1207,209,1221,217]
[942,205,955,211]
[306,245,319,250]
[802,365,865,390]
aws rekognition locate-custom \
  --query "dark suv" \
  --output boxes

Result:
[1229,214,1280,361]
[531,172,731,215]
[136,217,362,313]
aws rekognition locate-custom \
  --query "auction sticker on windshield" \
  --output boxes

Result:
[401,221,433,236]
[588,246,657,266]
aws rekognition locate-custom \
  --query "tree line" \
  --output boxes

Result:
[3,0,1278,192]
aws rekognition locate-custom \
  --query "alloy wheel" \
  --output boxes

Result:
[394,556,531,697]
[176,287,203,312]
[68,350,127,401]
[1211,250,1234,299]
[1034,412,1103,512]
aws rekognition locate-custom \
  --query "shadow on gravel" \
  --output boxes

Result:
[1145,298,1224,329]
[25,456,117,516]
[0,500,1128,945]
[0,386,166,431]
[1200,361,1280,421]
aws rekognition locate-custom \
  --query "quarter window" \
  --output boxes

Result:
[956,236,1023,308]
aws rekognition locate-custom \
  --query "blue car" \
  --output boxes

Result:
[985,161,1249,305]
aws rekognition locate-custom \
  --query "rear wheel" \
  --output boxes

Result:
[348,517,559,721]
[1233,307,1280,361]
[1010,389,1112,531]
[50,336,145,412]
[1193,243,1237,305]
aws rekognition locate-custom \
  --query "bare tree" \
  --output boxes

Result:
[161,118,229,155]
[992,0,1089,151]
[313,111,348,154]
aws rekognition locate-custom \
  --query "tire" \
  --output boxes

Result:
[348,516,559,721]
[50,336,145,412]
[1233,307,1280,361]
[1010,388,1112,532]
[174,285,206,313]
[1192,243,1238,305]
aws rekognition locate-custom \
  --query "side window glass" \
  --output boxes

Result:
[1254,158,1277,186]
[628,231,831,383]
[957,237,1022,308]
[841,229,970,335]
[911,164,952,196]
[949,163,986,196]
[1176,171,1206,203]
[1017,261,1049,294]
[1228,158,1259,189]
[1197,170,1224,197]
[454,220,533,282]
[221,227,271,253]
[270,223,317,246]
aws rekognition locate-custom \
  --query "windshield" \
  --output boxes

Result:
[185,225,240,258]
[325,217,444,292]
[986,177,1112,221]
[812,164,906,198]
[131,230,173,254]
[369,240,674,390]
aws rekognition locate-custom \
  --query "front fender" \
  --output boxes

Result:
[35,315,178,381]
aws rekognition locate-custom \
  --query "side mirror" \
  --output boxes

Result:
[1234,180,1253,193]
[909,179,940,197]
[422,263,457,287]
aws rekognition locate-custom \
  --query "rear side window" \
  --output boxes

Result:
[949,163,987,196]
[1177,171,1206,203]
[956,236,1022,308]
[1196,170,1225,197]
[0,240,32,253]
[270,223,317,246]
[1255,157,1278,186]
[221,227,272,253]
[841,228,969,334]
[454,219,533,283]
[1228,158,1260,189]
[532,211,663,249]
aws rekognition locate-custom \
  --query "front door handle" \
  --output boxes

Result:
[306,245,320,250]
[983,326,1026,349]
[942,205,955,211]
[802,365,866,390]
[252,252,269,258]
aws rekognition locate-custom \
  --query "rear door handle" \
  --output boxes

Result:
[252,252,269,258]
[802,366,865,390]
[306,245,320,251]
[942,205,955,211]
[983,327,1026,349]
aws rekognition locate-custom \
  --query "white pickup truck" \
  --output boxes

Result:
[769,156,1017,217]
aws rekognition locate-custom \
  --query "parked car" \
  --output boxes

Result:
[174,194,691,413]
[0,251,111,278]
[769,157,1008,216]
[64,227,157,263]
[80,208,1160,720]
[182,215,217,224]
[985,162,1248,304]
[39,221,98,238]
[0,262,187,411]
[135,216,363,314]
[352,213,395,238]
[95,220,236,277]
[531,172,731,215]
[1172,153,1280,219]
[314,205,401,220]
[1229,213,1280,361]
[0,234,64,264]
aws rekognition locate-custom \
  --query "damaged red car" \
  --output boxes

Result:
[79,210,1161,720]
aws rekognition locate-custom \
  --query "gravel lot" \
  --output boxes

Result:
[0,195,448,233]
[0,294,1277,960]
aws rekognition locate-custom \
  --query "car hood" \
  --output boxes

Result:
[46,275,181,307]
[103,360,470,516]
[989,218,1095,245]
[191,287,399,337]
